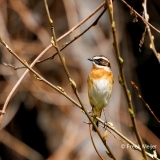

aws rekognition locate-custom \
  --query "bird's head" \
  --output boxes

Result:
[88,55,111,71]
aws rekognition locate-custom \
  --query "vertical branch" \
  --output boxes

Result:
[89,124,105,160]
[37,7,107,64]
[43,0,75,85]
[105,0,148,159]
[43,1,117,159]
[0,5,107,125]
[143,0,160,63]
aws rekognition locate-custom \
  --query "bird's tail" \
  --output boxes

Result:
[92,107,102,132]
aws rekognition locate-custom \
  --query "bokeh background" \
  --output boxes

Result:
[0,0,160,160]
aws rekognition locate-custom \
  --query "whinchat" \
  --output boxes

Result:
[87,55,114,131]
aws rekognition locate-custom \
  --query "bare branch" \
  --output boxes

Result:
[43,0,117,159]
[131,81,160,123]
[105,0,148,159]
[89,124,105,160]
[96,117,159,160]
[142,0,160,63]
[121,0,160,34]
[0,37,157,159]
[37,3,107,64]
[0,2,107,125]
[2,62,26,70]
[0,37,81,125]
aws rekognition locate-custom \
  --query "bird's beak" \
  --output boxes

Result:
[88,58,93,61]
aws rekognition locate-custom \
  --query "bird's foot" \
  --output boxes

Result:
[88,109,93,117]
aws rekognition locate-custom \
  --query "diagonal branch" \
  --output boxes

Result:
[131,81,160,123]
[0,37,158,160]
[0,37,81,125]
[3,7,107,68]
[43,0,117,159]
[37,3,107,64]
[96,117,159,160]
[121,0,160,35]
[0,2,107,125]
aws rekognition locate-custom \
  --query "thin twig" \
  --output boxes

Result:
[37,6,107,64]
[0,37,157,159]
[89,124,105,160]
[143,0,160,63]
[43,1,117,159]
[105,0,148,159]
[2,63,26,70]
[37,1,106,64]
[0,1,107,125]
[1,1,157,159]
[96,117,159,160]
[0,37,158,160]
[0,3,106,122]
[0,37,82,125]
[4,8,106,68]
[0,44,52,126]
[131,81,160,123]
[0,6,106,123]
[55,1,106,43]
[153,150,158,160]
[2,1,107,70]
[139,26,147,52]
[121,0,160,34]
[106,128,126,144]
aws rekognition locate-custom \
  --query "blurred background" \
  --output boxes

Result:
[0,0,160,159]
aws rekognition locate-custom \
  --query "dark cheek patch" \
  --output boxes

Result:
[94,58,111,68]
[101,61,107,66]
[94,59,100,65]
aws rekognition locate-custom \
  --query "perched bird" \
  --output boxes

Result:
[87,55,114,131]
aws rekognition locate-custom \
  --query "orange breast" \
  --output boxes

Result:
[88,67,114,84]
[87,67,114,109]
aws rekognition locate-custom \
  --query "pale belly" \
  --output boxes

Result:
[89,78,112,109]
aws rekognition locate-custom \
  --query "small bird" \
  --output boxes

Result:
[87,55,114,131]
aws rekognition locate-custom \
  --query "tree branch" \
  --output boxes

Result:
[131,81,160,123]
[121,0,160,34]
[43,0,117,159]
[105,0,148,159]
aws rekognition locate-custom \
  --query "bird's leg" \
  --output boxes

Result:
[88,106,94,117]
[103,108,108,130]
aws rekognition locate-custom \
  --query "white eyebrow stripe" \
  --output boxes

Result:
[93,56,110,63]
